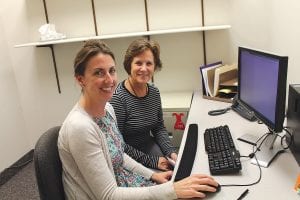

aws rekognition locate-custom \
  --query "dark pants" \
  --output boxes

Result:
[139,137,164,157]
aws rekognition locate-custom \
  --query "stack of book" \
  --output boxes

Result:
[200,61,237,102]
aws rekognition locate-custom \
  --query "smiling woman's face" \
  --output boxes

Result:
[130,49,155,84]
[77,53,117,103]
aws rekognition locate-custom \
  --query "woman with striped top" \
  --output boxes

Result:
[110,39,177,170]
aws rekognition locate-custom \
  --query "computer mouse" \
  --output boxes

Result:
[215,184,221,193]
[204,184,221,194]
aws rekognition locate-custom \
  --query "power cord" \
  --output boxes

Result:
[281,127,293,149]
[5,158,33,169]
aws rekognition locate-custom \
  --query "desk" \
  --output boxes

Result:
[173,91,299,199]
[160,91,192,112]
[161,92,192,147]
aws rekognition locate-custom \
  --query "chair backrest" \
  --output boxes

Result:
[34,126,65,200]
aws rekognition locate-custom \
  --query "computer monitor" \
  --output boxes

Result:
[238,46,288,167]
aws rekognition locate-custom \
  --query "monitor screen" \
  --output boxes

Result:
[238,47,288,133]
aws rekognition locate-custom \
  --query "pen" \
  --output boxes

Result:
[166,157,176,166]
[237,189,249,200]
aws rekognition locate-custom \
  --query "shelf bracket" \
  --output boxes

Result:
[144,0,153,82]
[201,0,207,65]
[91,0,99,35]
[37,44,61,94]
[40,0,61,93]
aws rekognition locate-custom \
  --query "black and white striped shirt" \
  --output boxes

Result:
[110,81,176,168]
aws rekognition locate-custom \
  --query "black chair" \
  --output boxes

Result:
[34,126,65,200]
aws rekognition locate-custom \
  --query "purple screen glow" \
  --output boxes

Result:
[239,50,280,124]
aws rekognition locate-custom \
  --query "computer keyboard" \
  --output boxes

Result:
[204,125,242,175]
[174,124,198,181]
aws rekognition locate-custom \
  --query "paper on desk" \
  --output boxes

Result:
[39,24,66,41]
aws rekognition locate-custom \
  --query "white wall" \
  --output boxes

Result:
[0,0,31,171]
[228,0,300,86]
[0,0,228,172]
[150,0,231,92]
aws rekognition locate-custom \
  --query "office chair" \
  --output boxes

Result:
[34,126,65,200]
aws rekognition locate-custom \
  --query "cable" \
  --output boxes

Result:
[222,126,293,187]
[221,153,262,187]
[208,107,231,116]
[221,125,294,187]
[257,120,263,124]
[5,158,33,170]
[239,132,269,158]
[221,130,273,187]
[280,127,293,150]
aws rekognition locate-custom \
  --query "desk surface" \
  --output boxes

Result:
[173,91,299,200]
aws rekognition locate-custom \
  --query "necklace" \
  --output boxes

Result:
[127,78,148,97]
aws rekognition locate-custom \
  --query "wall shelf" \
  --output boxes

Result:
[14,0,230,94]
[14,25,230,48]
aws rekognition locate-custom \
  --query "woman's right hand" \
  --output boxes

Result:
[173,174,218,199]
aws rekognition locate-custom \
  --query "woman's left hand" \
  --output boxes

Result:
[170,153,178,161]
[158,156,170,171]
[151,171,173,184]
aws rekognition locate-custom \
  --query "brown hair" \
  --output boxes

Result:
[74,39,115,76]
[123,38,162,75]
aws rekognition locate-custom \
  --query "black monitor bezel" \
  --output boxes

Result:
[238,47,288,133]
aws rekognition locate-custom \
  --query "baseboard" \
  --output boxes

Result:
[0,149,34,187]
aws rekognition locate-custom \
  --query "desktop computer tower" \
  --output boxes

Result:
[286,84,300,165]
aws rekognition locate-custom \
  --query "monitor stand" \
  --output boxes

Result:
[251,134,284,168]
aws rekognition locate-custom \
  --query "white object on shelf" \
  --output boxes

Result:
[14,25,231,48]
[39,24,66,41]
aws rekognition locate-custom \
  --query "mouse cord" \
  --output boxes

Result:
[220,132,271,187]
[222,126,292,187]
[221,147,262,187]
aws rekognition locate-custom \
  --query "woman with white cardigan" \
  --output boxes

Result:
[57,39,219,200]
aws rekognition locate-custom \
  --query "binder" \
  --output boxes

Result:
[199,61,222,96]
[199,62,237,102]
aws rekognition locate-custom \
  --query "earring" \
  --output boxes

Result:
[79,82,85,87]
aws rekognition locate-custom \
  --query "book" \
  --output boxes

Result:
[200,62,238,98]
[199,61,222,96]
[213,64,238,97]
